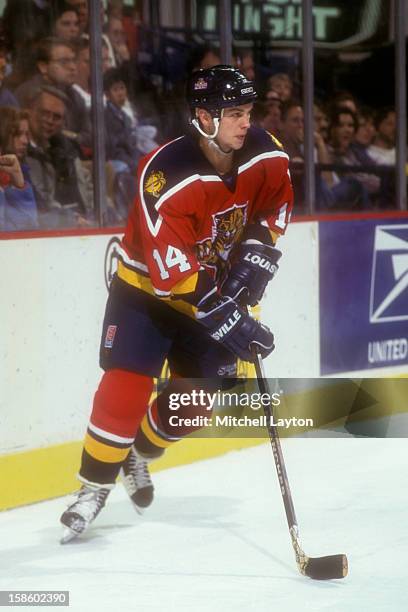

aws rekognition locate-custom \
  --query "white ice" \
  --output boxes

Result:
[0,438,407,612]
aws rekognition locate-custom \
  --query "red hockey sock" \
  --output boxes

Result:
[80,369,154,484]
[89,369,153,440]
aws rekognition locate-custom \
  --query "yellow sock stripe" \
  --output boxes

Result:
[140,414,174,449]
[84,432,130,463]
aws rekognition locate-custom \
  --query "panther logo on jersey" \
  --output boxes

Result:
[144,170,166,198]
[196,203,248,276]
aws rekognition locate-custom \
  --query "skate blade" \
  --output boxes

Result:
[60,527,80,544]
[131,502,145,516]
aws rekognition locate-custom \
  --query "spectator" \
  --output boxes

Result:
[355,107,377,149]
[328,107,378,208]
[280,99,335,209]
[314,101,329,143]
[330,91,359,115]
[26,86,93,228]
[107,0,140,57]
[235,49,255,81]
[65,0,89,35]
[52,7,80,43]
[188,45,221,72]
[104,68,139,174]
[0,46,19,108]
[0,106,38,231]
[368,107,396,166]
[260,88,282,136]
[14,37,92,149]
[1,0,53,87]
[105,15,130,67]
[72,38,112,111]
[266,73,293,102]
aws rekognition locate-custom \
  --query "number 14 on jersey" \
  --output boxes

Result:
[152,245,192,280]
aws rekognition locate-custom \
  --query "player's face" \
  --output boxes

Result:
[217,103,252,151]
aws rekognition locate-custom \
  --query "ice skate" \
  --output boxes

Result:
[60,483,111,543]
[120,446,154,513]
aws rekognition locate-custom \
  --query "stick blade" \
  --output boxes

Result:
[304,554,348,580]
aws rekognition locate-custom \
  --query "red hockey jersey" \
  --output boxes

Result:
[117,126,293,304]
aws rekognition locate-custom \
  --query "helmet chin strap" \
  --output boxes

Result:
[192,109,233,156]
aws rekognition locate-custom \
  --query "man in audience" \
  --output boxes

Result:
[14,36,92,149]
[26,85,93,228]
[267,73,293,102]
[354,107,377,150]
[368,107,396,166]
[105,15,130,67]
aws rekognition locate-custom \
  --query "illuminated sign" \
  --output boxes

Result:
[197,0,386,48]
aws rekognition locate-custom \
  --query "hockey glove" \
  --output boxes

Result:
[222,243,282,307]
[196,294,275,361]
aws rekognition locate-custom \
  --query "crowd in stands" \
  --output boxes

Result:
[0,0,402,232]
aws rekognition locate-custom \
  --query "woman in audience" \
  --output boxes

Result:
[328,107,379,208]
[52,7,80,43]
[0,106,39,230]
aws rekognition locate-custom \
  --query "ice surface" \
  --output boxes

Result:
[0,438,407,612]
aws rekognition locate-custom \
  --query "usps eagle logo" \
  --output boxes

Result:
[144,170,166,198]
[369,224,408,323]
[194,77,208,90]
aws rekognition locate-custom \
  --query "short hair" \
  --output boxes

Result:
[35,36,75,64]
[103,67,126,92]
[374,106,395,129]
[29,84,69,108]
[280,99,302,121]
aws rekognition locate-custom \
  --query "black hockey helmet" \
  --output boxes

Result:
[186,64,257,119]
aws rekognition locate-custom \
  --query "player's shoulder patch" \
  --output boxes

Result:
[141,135,205,202]
[144,169,167,199]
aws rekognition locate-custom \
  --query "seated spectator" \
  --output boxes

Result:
[266,73,293,102]
[72,37,112,111]
[188,45,221,72]
[330,91,359,115]
[234,49,255,81]
[107,0,141,58]
[26,86,94,228]
[280,99,335,210]
[313,101,329,143]
[14,37,92,149]
[328,107,379,208]
[65,0,89,35]
[105,15,130,67]
[0,105,31,167]
[261,89,282,137]
[0,106,38,231]
[52,6,80,43]
[0,45,19,108]
[354,106,377,150]
[1,0,54,88]
[368,107,396,166]
[104,68,140,174]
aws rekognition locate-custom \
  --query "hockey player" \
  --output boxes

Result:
[60,65,293,542]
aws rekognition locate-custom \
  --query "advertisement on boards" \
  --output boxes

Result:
[319,219,408,374]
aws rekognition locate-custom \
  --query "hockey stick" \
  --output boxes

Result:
[252,348,348,580]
